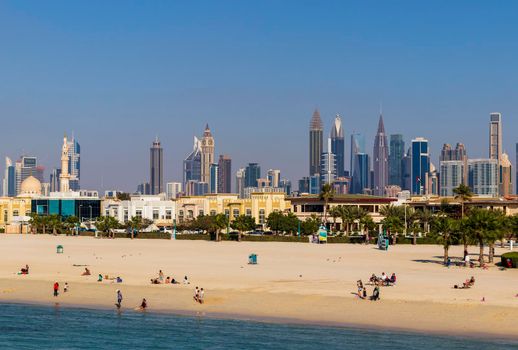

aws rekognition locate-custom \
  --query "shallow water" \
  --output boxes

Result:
[0,303,516,349]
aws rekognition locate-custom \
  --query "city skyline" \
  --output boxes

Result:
[1,1,518,191]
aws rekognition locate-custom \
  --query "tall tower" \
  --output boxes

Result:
[201,124,215,184]
[217,155,232,193]
[68,135,81,191]
[389,134,404,187]
[489,112,502,162]
[373,114,389,196]
[499,153,512,197]
[60,135,71,192]
[330,114,344,177]
[309,109,323,176]
[350,133,364,179]
[411,138,430,195]
[321,138,336,185]
[150,137,164,195]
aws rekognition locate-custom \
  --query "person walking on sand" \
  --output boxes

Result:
[64,283,69,293]
[193,287,199,302]
[116,290,123,309]
[198,288,205,304]
[53,282,59,297]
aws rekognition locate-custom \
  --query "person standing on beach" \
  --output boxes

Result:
[198,288,204,304]
[116,290,123,309]
[193,287,199,302]
[53,282,59,297]
[64,283,69,293]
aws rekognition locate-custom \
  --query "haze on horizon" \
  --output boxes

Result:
[1,0,517,192]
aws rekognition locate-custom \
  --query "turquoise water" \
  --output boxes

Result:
[0,303,516,349]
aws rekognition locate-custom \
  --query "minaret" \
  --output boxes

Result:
[373,114,388,196]
[201,124,215,184]
[60,134,71,192]
[309,109,323,176]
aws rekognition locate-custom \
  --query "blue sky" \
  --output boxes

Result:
[1,1,517,191]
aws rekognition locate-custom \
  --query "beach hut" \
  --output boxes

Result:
[248,253,258,264]
[318,225,327,244]
[56,245,64,254]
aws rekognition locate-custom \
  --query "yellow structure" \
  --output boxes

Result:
[0,197,32,233]
[176,193,291,228]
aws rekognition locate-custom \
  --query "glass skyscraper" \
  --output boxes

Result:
[411,138,430,195]
[389,134,404,187]
[330,115,344,177]
[350,133,365,179]
[352,153,370,194]
[68,136,81,191]
[245,163,261,188]
[150,137,164,195]
[183,137,202,187]
[468,159,498,197]
[309,109,323,176]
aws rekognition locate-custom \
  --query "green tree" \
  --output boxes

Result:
[453,184,473,219]
[266,212,284,233]
[359,214,376,241]
[64,216,80,235]
[338,206,356,236]
[47,214,63,235]
[126,216,146,239]
[116,192,131,201]
[465,208,504,264]
[29,213,42,234]
[301,215,320,235]
[231,215,256,240]
[96,216,120,238]
[430,216,460,263]
[319,183,334,224]
[329,206,341,233]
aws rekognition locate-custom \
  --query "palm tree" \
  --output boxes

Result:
[214,213,229,241]
[64,216,80,235]
[96,216,120,238]
[29,213,41,234]
[127,216,143,239]
[430,216,459,264]
[338,206,355,236]
[453,184,473,219]
[465,208,503,265]
[329,206,341,233]
[47,214,62,235]
[359,214,375,243]
[319,183,334,225]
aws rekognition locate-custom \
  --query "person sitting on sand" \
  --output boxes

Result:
[193,287,199,302]
[370,286,380,301]
[20,265,29,274]
[165,276,171,284]
[369,274,378,284]
[172,278,180,284]
[64,282,69,293]
[97,274,103,282]
[116,276,123,283]
[82,268,91,276]
[362,288,367,299]
[390,273,397,284]
[150,278,161,284]
[183,276,190,285]
[198,288,205,304]
[468,276,475,286]
[138,298,147,311]
[506,258,513,268]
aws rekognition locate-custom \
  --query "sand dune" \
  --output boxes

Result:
[1,235,517,338]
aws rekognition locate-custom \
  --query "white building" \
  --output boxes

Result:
[166,182,182,199]
[103,194,175,225]
[440,160,464,196]
[468,159,498,197]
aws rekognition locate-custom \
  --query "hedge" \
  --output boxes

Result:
[501,252,518,268]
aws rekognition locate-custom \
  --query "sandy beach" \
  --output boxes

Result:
[1,234,517,339]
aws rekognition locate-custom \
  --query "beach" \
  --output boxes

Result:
[1,234,517,339]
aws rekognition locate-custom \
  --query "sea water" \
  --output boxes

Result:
[0,303,516,349]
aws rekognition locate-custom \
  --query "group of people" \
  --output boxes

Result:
[150,270,190,285]
[356,280,380,301]
[369,272,397,286]
[193,286,205,304]
[19,264,29,275]
[52,282,69,296]
[454,276,476,289]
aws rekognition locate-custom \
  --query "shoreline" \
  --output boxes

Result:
[1,235,518,341]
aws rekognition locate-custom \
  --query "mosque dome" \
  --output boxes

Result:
[20,176,42,196]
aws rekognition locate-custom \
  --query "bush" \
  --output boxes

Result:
[176,234,210,241]
[0,228,5,233]
[501,252,518,268]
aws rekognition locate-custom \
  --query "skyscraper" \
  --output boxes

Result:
[200,124,215,185]
[411,138,430,195]
[499,153,512,197]
[468,159,498,197]
[309,109,323,176]
[352,153,370,194]
[166,182,182,199]
[244,163,261,188]
[2,157,15,197]
[321,138,336,185]
[217,155,232,193]
[150,137,164,195]
[298,177,309,193]
[350,133,365,179]
[209,163,219,194]
[67,135,81,191]
[330,114,345,177]
[183,137,202,186]
[267,169,281,188]
[440,143,468,185]
[489,112,502,162]
[389,134,404,187]
[235,168,245,198]
[373,115,389,196]
[440,161,464,196]
[50,168,61,193]
[401,149,412,191]
[60,135,71,193]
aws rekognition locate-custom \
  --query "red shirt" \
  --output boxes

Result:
[54,283,59,291]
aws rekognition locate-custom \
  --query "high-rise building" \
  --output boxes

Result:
[411,138,430,195]
[150,137,164,195]
[440,161,464,196]
[209,163,219,194]
[2,157,15,197]
[373,115,389,196]
[309,174,320,195]
[166,182,182,199]
[298,177,310,193]
[389,134,404,187]
[489,113,502,162]
[137,182,151,195]
[468,159,498,197]
[401,149,412,191]
[67,135,81,191]
[235,168,245,198]
[309,109,323,176]
[350,133,365,180]
[330,114,345,177]
[321,138,336,185]
[50,168,61,193]
[245,163,261,188]
[183,137,202,186]
[352,153,370,194]
[185,180,208,196]
[279,178,292,195]
[217,155,232,194]
[60,135,71,193]
[267,169,281,188]
[427,164,439,196]
[499,153,512,197]
[440,143,468,185]
[200,124,215,185]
